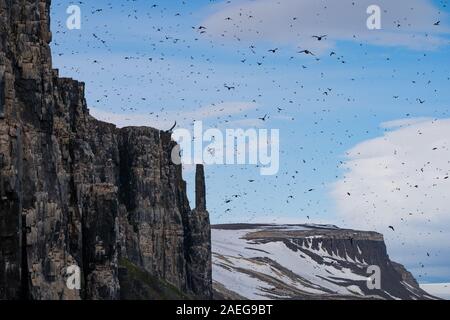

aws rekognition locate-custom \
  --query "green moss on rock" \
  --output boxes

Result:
[118,258,191,300]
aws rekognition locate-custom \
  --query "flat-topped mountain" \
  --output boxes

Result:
[212,224,436,300]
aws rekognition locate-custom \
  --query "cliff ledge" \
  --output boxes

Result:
[0,0,212,300]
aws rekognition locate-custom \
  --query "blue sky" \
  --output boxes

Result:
[50,0,450,283]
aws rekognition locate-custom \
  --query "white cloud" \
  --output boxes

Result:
[90,101,258,129]
[201,0,449,53]
[380,117,434,129]
[331,118,450,281]
[226,118,266,128]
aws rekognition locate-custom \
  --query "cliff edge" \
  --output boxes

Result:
[0,0,212,300]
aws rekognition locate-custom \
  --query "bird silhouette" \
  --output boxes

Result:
[312,35,327,41]
[165,121,177,133]
[298,49,315,56]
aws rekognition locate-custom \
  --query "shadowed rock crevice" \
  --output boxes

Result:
[0,72,5,118]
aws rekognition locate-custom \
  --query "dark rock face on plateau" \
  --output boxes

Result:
[0,0,212,300]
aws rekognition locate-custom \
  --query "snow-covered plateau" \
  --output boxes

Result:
[212,224,437,300]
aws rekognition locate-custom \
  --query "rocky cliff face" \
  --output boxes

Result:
[212,224,436,300]
[0,0,212,300]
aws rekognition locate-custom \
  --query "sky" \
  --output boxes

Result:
[50,0,450,283]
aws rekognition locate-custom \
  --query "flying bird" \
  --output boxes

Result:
[224,84,235,90]
[312,35,327,41]
[298,50,315,56]
[165,121,177,133]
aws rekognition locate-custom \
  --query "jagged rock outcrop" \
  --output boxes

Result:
[185,165,212,298]
[0,0,212,300]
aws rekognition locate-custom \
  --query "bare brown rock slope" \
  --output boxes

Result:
[0,0,211,300]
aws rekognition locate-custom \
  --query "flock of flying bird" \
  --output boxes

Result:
[50,0,450,279]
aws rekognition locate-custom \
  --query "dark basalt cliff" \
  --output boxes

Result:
[0,0,212,300]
